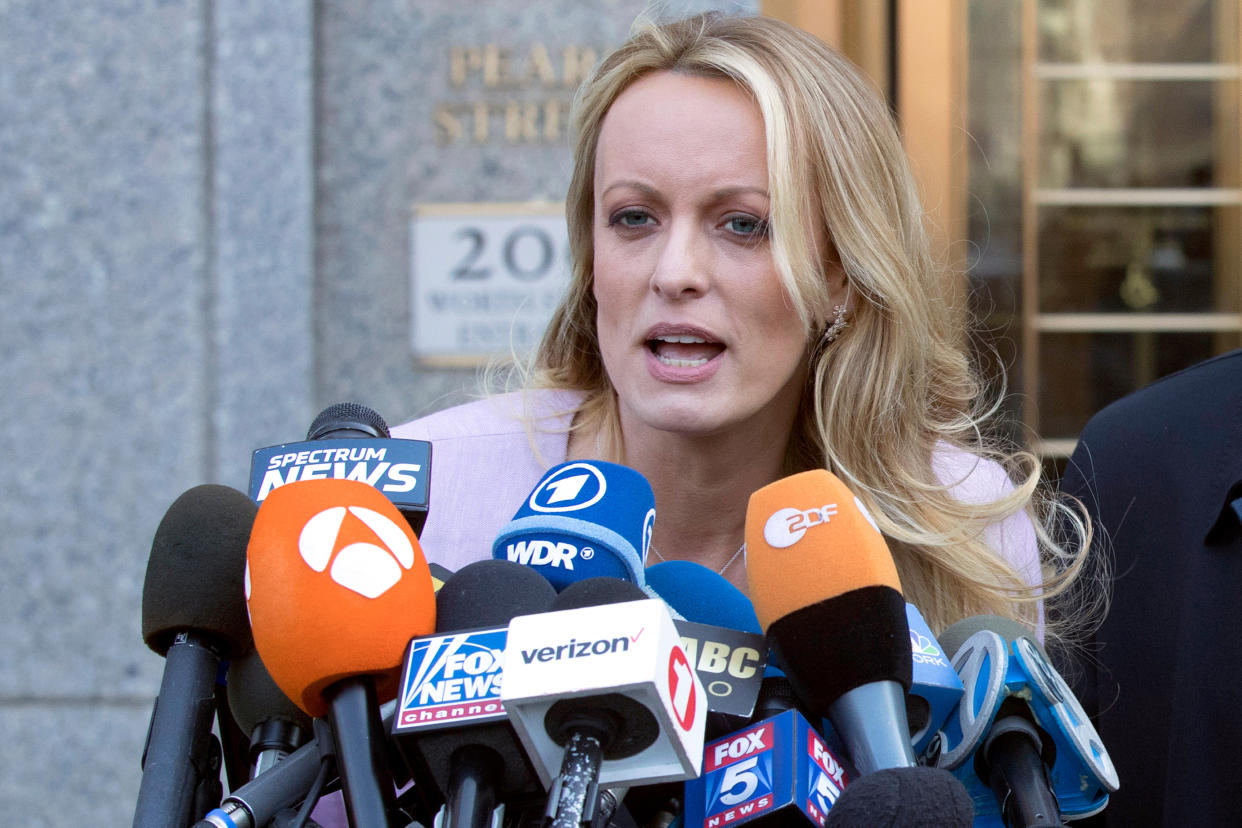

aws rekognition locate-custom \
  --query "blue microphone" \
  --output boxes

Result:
[645,560,761,631]
[927,615,1118,825]
[491,460,655,590]
[903,604,963,756]
[645,561,768,730]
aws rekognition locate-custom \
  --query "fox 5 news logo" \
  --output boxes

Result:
[804,731,848,825]
[395,629,507,731]
[701,723,776,827]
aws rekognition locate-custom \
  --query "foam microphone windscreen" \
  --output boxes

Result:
[142,484,258,658]
[644,560,761,633]
[823,766,974,827]
[246,477,436,717]
[550,576,651,610]
[745,470,909,711]
[227,649,313,737]
[492,460,655,590]
[435,558,557,632]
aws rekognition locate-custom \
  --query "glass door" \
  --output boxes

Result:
[967,0,1242,459]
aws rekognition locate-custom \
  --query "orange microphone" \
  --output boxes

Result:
[746,469,916,775]
[246,477,436,826]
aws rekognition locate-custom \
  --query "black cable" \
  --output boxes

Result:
[287,754,333,828]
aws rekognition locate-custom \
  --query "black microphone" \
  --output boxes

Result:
[249,401,432,537]
[226,649,314,779]
[822,766,973,827]
[390,559,558,828]
[134,485,257,828]
[194,700,393,828]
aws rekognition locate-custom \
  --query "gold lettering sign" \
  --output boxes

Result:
[438,42,601,146]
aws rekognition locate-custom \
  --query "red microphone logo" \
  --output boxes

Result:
[668,645,697,731]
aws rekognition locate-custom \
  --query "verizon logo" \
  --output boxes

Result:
[519,630,643,664]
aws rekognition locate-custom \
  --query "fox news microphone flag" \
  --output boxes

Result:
[245,477,436,717]
[746,469,917,775]
[492,460,655,590]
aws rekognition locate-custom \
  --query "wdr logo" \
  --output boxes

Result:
[528,462,607,512]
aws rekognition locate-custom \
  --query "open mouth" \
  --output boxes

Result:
[646,334,726,367]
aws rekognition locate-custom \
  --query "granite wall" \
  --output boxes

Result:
[0,0,755,823]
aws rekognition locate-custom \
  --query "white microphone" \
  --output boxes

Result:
[501,578,707,827]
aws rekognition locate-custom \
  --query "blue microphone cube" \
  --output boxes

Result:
[684,709,851,828]
[491,460,655,590]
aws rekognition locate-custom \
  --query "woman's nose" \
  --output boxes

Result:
[650,223,710,298]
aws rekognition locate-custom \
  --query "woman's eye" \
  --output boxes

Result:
[726,215,769,238]
[610,209,652,228]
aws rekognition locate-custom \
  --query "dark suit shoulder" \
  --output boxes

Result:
[1083,348,1242,436]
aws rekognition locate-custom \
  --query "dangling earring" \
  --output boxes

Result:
[821,304,849,345]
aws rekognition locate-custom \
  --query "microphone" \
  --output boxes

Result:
[194,699,394,828]
[822,766,973,827]
[644,560,761,630]
[246,477,437,828]
[632,562,769,827]
[391,559,558,828]
[903,603,963,757]
[135,484,257,828]
[249,401,432,537]
[644,561,768,731]
[684,702,853,828]
[226,650,314,779]
[928,615,1118,826]
[502,577,706,828]
[745,469,916,775]
[492,460,655,590]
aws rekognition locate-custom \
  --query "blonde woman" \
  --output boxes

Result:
[394,12,1090,640]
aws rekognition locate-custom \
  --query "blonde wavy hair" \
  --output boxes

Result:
[527,12,1096,639]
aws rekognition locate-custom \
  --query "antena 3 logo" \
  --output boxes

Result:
[763,496,879,548]
[298,504,416,598]
[529,462,607,512]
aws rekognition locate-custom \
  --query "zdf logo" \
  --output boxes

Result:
[762,496,880,548]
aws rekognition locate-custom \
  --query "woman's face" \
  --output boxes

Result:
[592,70,814,442]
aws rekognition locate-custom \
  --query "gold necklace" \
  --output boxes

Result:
[648,542,746,576]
